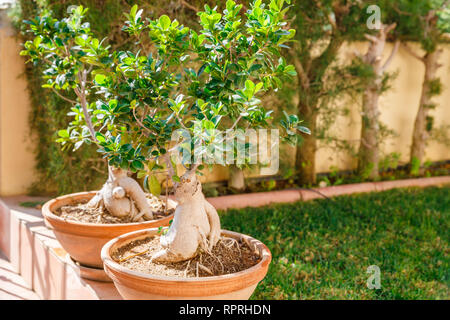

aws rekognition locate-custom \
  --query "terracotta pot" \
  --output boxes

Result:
[42,191,176,269]
[101,228,272,300]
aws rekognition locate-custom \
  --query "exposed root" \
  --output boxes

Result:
[114,235,261,278]
[56,193,173,224]
[223,237,241,255]
[242,236,259,255]
[118,249,149,263]
[198,243,225,274]
[198,263,213,276]
[183,260,191,277]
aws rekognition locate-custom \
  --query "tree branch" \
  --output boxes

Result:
[291,44,310,90]
[401,42,425,63]
[132,107,157,137]
[179,0,199,13]
[382,40,400,72]
[74,69,97,142]
[51,89,77,104]
[364,34,378,43]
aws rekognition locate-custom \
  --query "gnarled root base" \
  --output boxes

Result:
[151,169,221,263]
[87,166,154,222]
[113,235,261,278]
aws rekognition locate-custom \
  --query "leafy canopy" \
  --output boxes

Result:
[21,0,304,190]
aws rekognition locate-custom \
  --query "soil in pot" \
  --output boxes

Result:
[54,194,174,224]
[112,235,261,278]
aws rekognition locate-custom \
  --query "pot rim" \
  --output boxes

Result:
[101,228,272,284]
[42,190,176,229]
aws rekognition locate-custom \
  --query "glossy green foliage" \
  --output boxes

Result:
[21,1,303,186]
[381,0,450,52]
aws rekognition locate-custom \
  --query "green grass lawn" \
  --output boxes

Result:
[219,186,449,300]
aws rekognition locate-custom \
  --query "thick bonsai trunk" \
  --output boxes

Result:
[151,168,221,263]
[87,165,154,221]
[410,49,442,174]
[228,165,245,190]
[295,100,317,186]
[357,24,398,180]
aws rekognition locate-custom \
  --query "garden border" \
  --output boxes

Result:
[207,176,450,210]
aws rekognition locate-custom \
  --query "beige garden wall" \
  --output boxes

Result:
[314,41,450,173]
[0,15,449,195]
[0,14,36,196]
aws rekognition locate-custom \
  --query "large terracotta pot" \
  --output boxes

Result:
[101,228,272,300]
[42,191,176,268]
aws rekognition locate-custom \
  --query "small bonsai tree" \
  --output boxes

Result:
[96,0,303,262]
[21,5,191,221]
[150,0,303,262]
[22,0,303,262]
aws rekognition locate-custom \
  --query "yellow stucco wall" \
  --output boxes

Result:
[0,17,449,195]
[314,41,450,173]
[0,18,36,196]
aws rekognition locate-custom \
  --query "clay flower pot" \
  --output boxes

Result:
[101,228,272,300]
[42,191,176,269]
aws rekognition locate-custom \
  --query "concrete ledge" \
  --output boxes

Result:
[0,196,121,300]
[0,200,10,260]
[207,176,450,210]
[0,251,40,300]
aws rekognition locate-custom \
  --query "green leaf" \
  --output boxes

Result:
[57,129,69,138]
[148,175,161,196]
[255,82,264,93]
[249,64,263,73]
[148,160,156,171]
[137,171,147,179]
[143,175,149,192]
[297,125,311,135]
[245,79,255,92]
[95,132,106,143]
[170,157,178,176]
[33,36,42,48]
[94,74,106,85]
[159,15,171,30]
[132,160,144,171]
[130,4,138,18]
[54,37,63,47]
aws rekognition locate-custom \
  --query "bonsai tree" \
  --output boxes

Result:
[150,0,302,261]
[96,0,302,262]
[20,5,188,221]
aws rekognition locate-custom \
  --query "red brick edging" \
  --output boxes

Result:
[206,176,450,211]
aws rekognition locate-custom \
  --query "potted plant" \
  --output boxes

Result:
[97,0,306,299]
[20,6,181,272]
